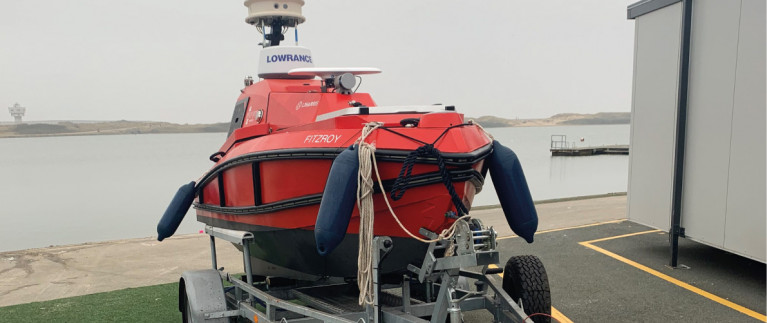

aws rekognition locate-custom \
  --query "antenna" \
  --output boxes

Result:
[244,0,306,47]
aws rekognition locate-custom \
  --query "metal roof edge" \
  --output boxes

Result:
[627,0,682,19]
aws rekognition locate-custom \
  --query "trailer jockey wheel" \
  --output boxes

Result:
[502,255,551,323]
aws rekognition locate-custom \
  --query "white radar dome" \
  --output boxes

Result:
[258,46,314,79]
[244,0,306,27]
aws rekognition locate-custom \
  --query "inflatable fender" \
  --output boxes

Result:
[157,181,196,241]
[487,141,538,243]
[315,145,359,255]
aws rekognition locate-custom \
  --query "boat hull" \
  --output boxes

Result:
[193,111,492,278]
[227,225,432,279]
[197,174,482,278]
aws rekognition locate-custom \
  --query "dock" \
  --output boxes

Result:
[550,134,629,156]
[550,144,629,156]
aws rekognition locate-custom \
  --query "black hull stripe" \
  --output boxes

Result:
[198,216,293,232]
[194,169,484,215]
[196,145,492,190]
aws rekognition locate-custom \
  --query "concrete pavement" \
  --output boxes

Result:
[476,221,766,322]
[472,194,627,237]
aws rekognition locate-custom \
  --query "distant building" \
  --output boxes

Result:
[627,0,765,264]
[8,103,26,124]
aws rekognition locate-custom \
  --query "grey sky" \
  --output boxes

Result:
[1,0,636,124]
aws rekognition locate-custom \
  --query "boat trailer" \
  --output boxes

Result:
[179,222,550,323]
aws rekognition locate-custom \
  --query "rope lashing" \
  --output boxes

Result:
[390,145,469,216]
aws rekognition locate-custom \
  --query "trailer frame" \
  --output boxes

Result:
[179,223,544,323]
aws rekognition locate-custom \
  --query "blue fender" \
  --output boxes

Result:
[157,181,196,241]
[315,145,359,255]
[487,141,538,243]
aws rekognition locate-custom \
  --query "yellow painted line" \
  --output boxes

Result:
[551,307,574,323]
[580,232,767,322]
[488,264,573,323]
[580,229,661,244]
[497,219,626,241]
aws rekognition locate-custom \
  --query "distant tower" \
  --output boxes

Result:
[8,103,25,123]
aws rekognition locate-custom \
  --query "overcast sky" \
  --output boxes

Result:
[1,0,637,124]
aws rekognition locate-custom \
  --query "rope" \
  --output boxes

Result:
[356,123,378,305]
[389,144,468,216]
[388,122,481,216]
[355,122,471,305]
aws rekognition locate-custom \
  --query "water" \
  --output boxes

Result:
[0,133,225,252]
[474,124,630,206]
[0,125,628,252]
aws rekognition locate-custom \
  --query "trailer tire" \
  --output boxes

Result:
[502,255,551,323]
[181,291,192,323]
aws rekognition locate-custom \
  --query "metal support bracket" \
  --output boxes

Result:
[366,236,393,323]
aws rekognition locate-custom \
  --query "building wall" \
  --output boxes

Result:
[628,0,766,262]
[627,2,682,231]
[682,0,766,262]
[681,0,743,248]
[721,0,766,262]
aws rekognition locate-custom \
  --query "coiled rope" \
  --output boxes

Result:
[356,123,377,305]
[355,122,471,305]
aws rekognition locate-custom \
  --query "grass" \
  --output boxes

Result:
[1,276,317,322]
[0,283,180,322]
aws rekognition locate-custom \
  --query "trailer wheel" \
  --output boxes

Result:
[502,255,551,323]
[181,290,192,323]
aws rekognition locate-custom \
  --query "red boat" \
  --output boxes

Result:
[157,0,538,281]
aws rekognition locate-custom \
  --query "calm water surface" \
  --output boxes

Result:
[0,125,628,251]
[473,125,629,206]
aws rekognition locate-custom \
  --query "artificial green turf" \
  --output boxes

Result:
[0,283,180,322]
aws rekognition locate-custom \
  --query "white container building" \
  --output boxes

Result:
[626,0,765,263]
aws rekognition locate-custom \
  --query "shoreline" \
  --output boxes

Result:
[0,123,628,139]
[471,191,627,211]
[0,121,229,139]
[0,122,628,139]
[0,113,629,139]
